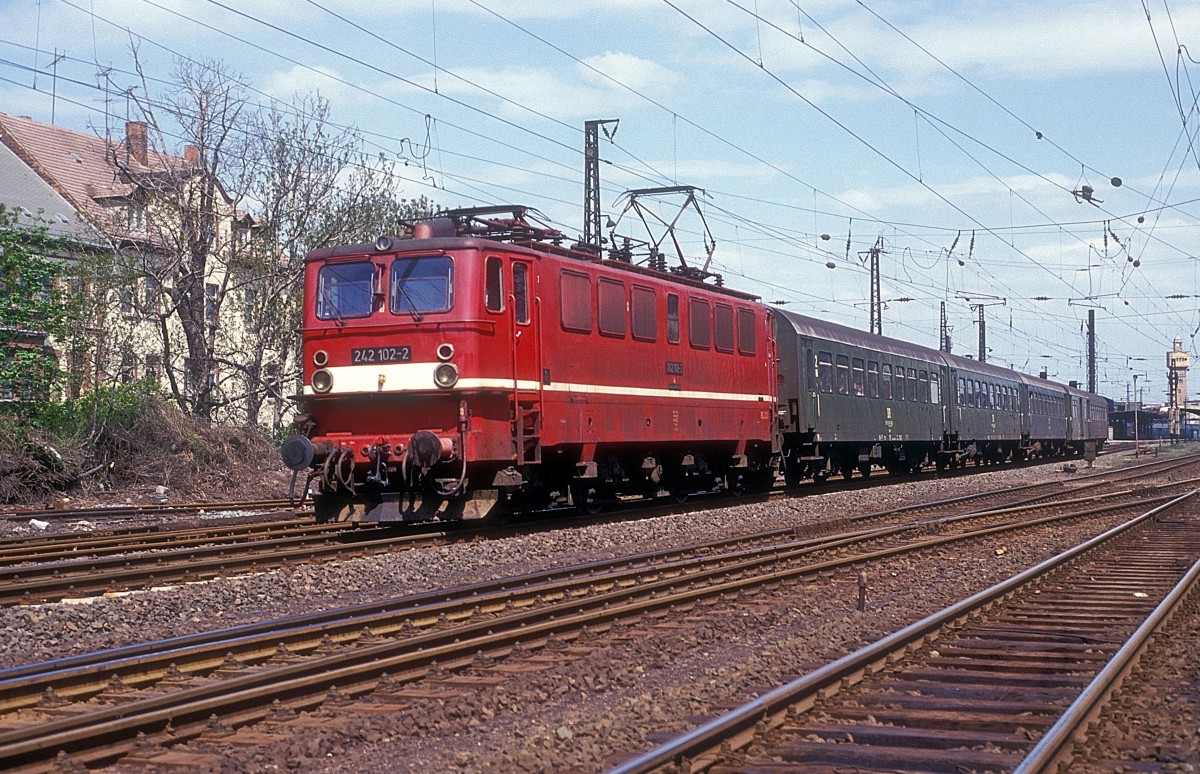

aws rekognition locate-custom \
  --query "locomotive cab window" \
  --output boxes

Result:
[485,256,504,312]
[391,256,452,315]
[317,261,376,320]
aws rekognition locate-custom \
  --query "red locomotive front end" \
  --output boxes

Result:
[282,207,778,522]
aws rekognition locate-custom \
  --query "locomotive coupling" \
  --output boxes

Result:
[282,435,328,471]
[408,430,454,469]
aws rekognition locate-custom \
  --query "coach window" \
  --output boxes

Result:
[737,308,756,355]
[667,294,681,344]
[560,270,593,332]
[598,278,627,337]
[512,263,530,324]
[485,256,504,313]
[906,368,918,402]
[930,372,941,404]
[631,285,656,341]
[714,303,735,353]
[918,370,929,403]
[881,363,893,399]
[817,352,834,393]
[867,361,879,397]
[689,298,711,349]
[836,355,850,395]
[852,358,865,396]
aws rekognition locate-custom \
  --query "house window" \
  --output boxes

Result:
[205,283,218,326]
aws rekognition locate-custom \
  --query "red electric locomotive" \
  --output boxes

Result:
[281,206,779,522]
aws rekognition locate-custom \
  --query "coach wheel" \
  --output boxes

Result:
[858,463,872,479]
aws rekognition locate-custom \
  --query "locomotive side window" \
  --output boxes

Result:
[485,256,504,312]
[835,355,849,394]
[317,261,375,320]
[560,270,593,332]
[598,278,627,338]
[391,256,452,314]
[667,294,680,344]
[714,304,735,352]
[881,364,893,399]
[737,308,756,355]
[689,298,711,349]
[867,361,879,397]
[817,352,833,393]
[631,285,656,341]
[513,263,530,324]
[852,358,865,396]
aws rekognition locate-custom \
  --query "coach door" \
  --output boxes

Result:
[508,260,542,464]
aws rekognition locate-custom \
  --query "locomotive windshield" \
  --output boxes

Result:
[391,256,452,315]
[316,262,375,320]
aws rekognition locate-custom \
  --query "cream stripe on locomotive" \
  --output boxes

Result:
[305,362,768,403]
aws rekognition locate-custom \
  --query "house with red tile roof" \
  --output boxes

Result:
[0,112,258,420]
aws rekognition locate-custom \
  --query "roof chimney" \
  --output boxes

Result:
[184,144,199,167]
[125,121,148,165]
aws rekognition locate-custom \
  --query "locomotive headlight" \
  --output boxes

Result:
[433,362,459,388]
[312,349,329,367]
[436,342,455,362]
[311,368,334,393]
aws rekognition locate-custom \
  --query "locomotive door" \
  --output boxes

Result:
[509,259,542,464]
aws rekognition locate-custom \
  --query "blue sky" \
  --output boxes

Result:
[2,0,1199,403]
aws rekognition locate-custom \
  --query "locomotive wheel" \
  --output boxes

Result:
[726,472,747,496]
[572,483,603,515]
[670,487,690,504]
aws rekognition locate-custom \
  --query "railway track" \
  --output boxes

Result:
[0,460,1192,771]
[608,490,1200,774]
[2,453,1197,607]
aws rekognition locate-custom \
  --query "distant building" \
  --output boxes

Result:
[0,112,256,420]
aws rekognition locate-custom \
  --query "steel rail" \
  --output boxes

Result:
[604,489,1198,774]
[1013,543,1200,773]
[0,493,1181,769]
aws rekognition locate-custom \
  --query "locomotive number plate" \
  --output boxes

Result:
[351,346,412,364]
